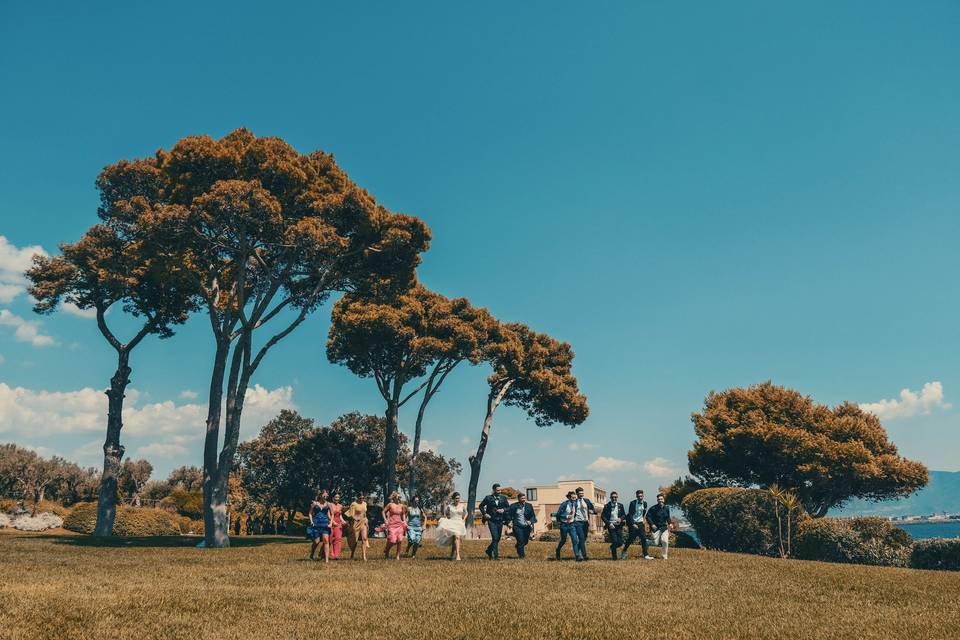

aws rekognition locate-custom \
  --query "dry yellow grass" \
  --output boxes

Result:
[1,533,958,640]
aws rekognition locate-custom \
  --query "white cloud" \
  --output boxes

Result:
[587,456,639,472]
[859,381,951,421]
[0,309,55,347]
[0,235,46,303]
[178,389,199,400]
[62,302,96,319]
[0,284,23,304]
[460,436,473,446]
[568,442,598,451]
[643,457,679,478]
[0,382,295,456]
[537,439,554,449]
[0,354,5,365]
[419,439,443,453]
[136,441,189,458]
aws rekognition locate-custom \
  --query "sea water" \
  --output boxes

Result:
[897,520,960,540]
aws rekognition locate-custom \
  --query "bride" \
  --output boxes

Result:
[435,491,468,561]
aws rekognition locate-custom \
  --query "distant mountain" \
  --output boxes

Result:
[838,470,960,517]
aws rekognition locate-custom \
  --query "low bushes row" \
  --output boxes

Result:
[682,488,800,557]
[682,488,958,571]
[794,517,913,567]
[910,538,960,571]
[63,502,181,536]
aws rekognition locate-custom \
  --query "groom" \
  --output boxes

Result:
[479,483,510,559]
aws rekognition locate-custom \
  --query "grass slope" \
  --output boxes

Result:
[1,534,958,640]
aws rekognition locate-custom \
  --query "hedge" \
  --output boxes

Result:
[63,502,181,536]
[682,488,801,556]
[910,538,960,571]
[794,517,912,567]
[159,489,203,519]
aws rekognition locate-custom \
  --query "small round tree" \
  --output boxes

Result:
[687,381,928,517]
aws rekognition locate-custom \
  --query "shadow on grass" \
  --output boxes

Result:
[27,534,307,548]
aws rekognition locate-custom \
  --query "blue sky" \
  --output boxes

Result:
[1,2,958,495]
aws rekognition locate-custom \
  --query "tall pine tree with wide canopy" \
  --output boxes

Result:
[100,129,429,546]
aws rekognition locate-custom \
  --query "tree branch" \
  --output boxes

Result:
[95,303,122,352]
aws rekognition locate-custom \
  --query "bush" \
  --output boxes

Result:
[794,517,912,567]
[159,489,203,519]
[682,488,802,556]
[12,512,63,531]
[177,517,204,535]
[29,500,70,518]
[63,503,181,536]
[910,538,960,571]
[0,497,19,514]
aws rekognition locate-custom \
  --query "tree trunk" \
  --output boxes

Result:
[465,380,512,529]
[407,375,434,498]
[202,340,230,547]
[93,351,131,537]
[383,397,400,502]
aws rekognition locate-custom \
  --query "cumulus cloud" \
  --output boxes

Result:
[643,457,679,478]
[568,442,598,451]
[0,382,295,454]
[0,235,46,303]
[0,310,55,347]
[62,302,96,319]
[587,456,639,472]
[859,381,951,421]
[178,390,199,400]
[419,439,443,453]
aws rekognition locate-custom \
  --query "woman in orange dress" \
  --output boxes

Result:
[382,491,408,561]
[346,493,369,561]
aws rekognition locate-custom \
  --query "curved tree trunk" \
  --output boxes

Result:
[407,372,436,498]
[465,380,512,529]
[93,351,131,537]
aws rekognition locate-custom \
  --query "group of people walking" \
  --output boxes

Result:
[305,483,673,563]
[306,490,431,562]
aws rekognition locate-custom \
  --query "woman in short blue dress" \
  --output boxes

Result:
[405,495,426,559]
[307,490,332,563]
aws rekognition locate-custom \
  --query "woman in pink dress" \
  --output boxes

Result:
[329,492,345,560]
[382,491,408,561]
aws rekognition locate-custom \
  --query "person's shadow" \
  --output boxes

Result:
[26,534,306,548]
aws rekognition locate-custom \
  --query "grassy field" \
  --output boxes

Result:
[1,532,958,640]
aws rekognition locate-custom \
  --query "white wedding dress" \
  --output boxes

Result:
[435,502,467,547]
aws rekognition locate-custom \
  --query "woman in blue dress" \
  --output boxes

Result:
[307,490,332,563]
[404,495,426,559]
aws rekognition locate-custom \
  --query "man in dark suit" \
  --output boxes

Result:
[621,489,653,560]
[479,483,510,559]
[573,486,598,560]
[601,491,628,560]
[507,492,537,558]
[646,493,673,560]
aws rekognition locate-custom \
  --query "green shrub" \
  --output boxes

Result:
[682,488,801,556]
[794,517,912,567]
[910,538,960,571]
[63,502,180,536]
[159,489,203,519]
